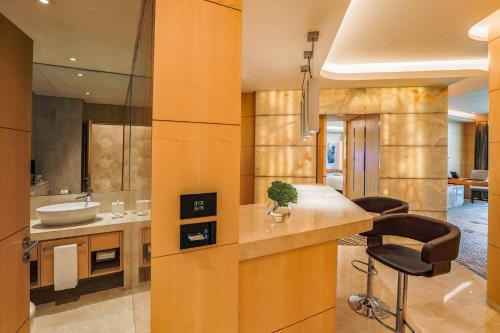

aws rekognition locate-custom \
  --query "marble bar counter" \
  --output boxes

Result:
[238,185,373,333]
[30,211,151,289]
[239,184,373,260]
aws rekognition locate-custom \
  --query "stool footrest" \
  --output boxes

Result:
[351,259,378,276]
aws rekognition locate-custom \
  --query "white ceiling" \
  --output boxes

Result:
[0,0,141,105]
[332,0,493,62]
[242,0,351,92]
[449,86,489,115]
[0,0,496,112]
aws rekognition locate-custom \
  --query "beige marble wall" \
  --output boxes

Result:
[90,124,124,193]
[126,126,152,199]
[321,87,449,220]
[254,91,316,203]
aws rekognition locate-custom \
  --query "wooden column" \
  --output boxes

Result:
[151,0,241,331]
[317,115,327,184]
[487,10,500,312]
[0,13,32,333]
[241,93,255,204]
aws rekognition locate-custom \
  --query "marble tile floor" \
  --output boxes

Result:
[31,246,500,333]
[31,283,150,333]
[337,246,500,333]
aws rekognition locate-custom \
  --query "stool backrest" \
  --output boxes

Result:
[364,213,461,276]
[352,196,409,215]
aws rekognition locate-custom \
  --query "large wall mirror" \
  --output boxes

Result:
[30,1,152,199]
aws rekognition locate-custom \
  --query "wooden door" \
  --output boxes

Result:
[346,115,380,199]
[347,116,366,199]
[0,13,33,333]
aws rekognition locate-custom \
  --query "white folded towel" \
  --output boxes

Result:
[54,244,78,291]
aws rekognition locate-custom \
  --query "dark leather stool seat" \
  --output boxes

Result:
[367,244,432,276]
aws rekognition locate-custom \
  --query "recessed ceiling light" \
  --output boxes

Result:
[85,92,91,95]
[77,73,83,77]
[69,57,77,62]
[38,0,50,4]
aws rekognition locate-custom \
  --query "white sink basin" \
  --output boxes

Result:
[36,202,101,226]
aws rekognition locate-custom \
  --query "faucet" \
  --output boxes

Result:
[76,176,93,207]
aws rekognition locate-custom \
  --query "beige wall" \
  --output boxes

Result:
[321,87,449,219]
[448,120,474,177]
[254,91,317,203]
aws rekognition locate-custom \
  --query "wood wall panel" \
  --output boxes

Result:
[152,0,241,330]
[488,243,500,307]
[240,175,255,205]
[0,129,30,241]
[317,116,327,184]
[152,0,241,124]
[151,121,240,257]
[488,17,500,309]
[489,194,500,248]
[365,115,380,196]
[490,37,500,92]
[207,0,242,10]
[490,90,500,143]
[239,241,337,333]
[0,228,30,333]
[275,309,336,333]
[241,93,255,204]
[152,244,238,333]
[0,14,32,131]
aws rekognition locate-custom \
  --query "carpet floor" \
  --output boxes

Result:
[448,201,488,279]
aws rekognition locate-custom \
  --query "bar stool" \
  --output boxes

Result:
[349,197,409,319]
[363,214,461,332]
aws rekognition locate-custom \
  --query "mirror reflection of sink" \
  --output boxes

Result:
[36,202,101,227]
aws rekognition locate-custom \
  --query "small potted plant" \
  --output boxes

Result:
[266,181,298,223]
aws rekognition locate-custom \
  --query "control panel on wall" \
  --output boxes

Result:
[179,192,217,249]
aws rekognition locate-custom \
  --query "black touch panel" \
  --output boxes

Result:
[180,221,217,250]
[180,192,217,219]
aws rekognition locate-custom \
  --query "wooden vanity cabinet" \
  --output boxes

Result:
[89,232,123,277]
[40,236,89,287]
[140,227,151,267]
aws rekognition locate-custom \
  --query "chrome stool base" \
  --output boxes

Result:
[348,293,391,319]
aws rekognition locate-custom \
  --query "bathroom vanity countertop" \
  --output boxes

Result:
[30,210,151,241]
[239,185,373,260]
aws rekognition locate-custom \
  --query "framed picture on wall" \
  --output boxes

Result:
[327,142,339,169]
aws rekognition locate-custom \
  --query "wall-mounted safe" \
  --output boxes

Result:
[180,221,217,249]
[180,192,217,219]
